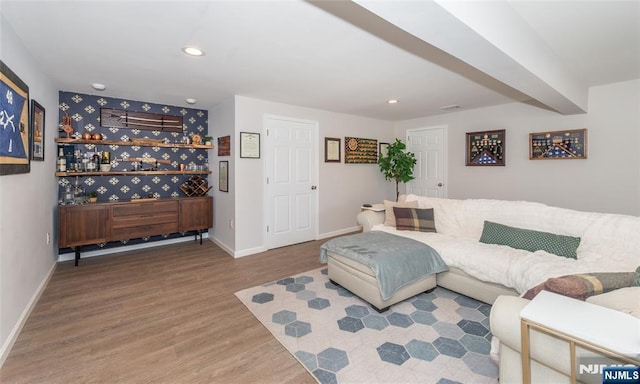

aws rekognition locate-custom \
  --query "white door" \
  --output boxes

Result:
[406,126,447,198]
[265,116,318,249]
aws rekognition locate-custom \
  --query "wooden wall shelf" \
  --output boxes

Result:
[55,137,213,150]
[55,171,211,177]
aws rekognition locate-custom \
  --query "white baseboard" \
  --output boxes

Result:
[208,236,267,259]
[317,226,361,240]
[233,245,268,258]
[57,234,209,262]
[212,227,360,259]
[208,236,234,257]
[0,261,56,368]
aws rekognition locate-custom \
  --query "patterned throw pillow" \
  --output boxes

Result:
[479,220,581,259]
[383,200,418,227]
[393,207,437,232]
[523,272,639,301]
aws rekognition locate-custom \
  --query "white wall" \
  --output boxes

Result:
[395,79,640,215]
[232,96,396,256]
[208,97,236,254]
[0,17,59,365]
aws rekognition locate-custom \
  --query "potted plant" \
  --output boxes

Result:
[378,138,417,200]
[88,191,98,203]
[204,136,213,146]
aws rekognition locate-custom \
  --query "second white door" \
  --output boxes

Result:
[406,126,447,198]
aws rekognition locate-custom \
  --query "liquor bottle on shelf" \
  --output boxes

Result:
[73,177,86,204]
[64,185,73,205]
[57,147,67,172]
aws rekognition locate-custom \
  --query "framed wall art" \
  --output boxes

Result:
[324,137,341,163]
[240,132,260,158]
[0,60,30,175]
[30,99,45,161]
[379,142,389,158]
[529,128,587,160]
[345,136,378,164]
[218,135,230,156]
[219,160,228,192]
[465,129,505,166]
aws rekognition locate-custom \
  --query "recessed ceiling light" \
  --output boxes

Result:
[91,83,106,91]
[181,46,205,56]
[387,99,399,104]
[185,98,197,105]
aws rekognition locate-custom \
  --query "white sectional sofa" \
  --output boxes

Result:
[344,194,640,383]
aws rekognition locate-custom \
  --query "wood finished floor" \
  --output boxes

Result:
[1,238,332,384]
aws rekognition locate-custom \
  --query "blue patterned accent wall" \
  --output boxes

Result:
[57,91,210,254]
[57,91,209,201]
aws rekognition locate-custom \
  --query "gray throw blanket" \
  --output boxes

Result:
[320,231,448,300]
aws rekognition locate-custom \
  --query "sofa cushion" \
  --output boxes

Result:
[393,207,437,232]
[586,287,640,318]
[522,271,638,301]
[383,200,418,227]
[479,220,580,259]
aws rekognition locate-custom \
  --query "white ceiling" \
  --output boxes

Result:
[1,0,638,121]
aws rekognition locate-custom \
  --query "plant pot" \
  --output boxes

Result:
[89,197,98,203]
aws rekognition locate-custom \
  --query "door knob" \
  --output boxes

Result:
[437,183,443,187]
[311,185,317,190]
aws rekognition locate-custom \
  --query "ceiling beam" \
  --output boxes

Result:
[312,0,588,115]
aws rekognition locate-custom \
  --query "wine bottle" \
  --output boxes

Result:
[57,147,67,172]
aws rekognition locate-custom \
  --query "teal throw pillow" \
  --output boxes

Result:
[479,221,581,259]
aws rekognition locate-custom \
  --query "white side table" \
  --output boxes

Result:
[360,203,385,212]
[520,291,640,384]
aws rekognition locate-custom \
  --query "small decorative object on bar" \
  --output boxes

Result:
[345,136,378,164]
[1,60,30,175]
[180,175,211,197]
[100,108,183,132]
[61,112,74,137]
[324,137,341,163]
[465,129,505,166]
[88,191,98,203]
[191,134,202,145]
[529,128,587,160]
[217,135,230,156]
[30,99,45,161]
[219,161,228,192]
[240,132,260,158]
[204,135,213,146]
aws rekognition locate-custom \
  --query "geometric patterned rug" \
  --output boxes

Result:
[235,267,499,384]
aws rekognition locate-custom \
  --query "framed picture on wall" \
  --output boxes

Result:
[465,129,505,166]
[0,60,30,175]
[324,137,341,163]
[218,135,230,156]
[219,161,228,192]
[345,137,378,164]
[30,99,45,161]
[240,132,260,158]
[529,128,587,160]
[379,142,389,158]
